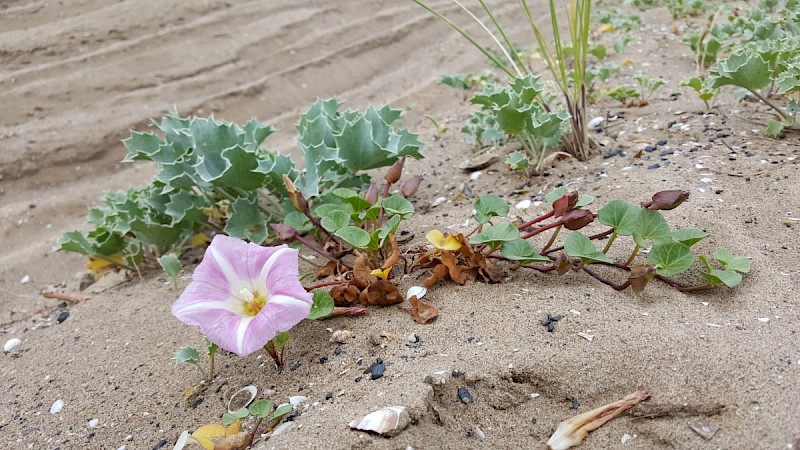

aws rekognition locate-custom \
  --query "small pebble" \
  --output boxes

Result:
[473,426,486,441]
[57,311,70,324]
[325,392,333,401]
[290,362,301,371]
[647,163,660,169]
[364,358,386,380]
[152,439,168,450]
[570,399,581,410]
[289,395,307,406]
[451,370,462,378]
[458,387,474,404]
[88,418,99,428]
[656,139,668,146]
[319,355,328,364]
[334,347,342,355]
[659,149,674,157]
[587,117,605,129]
[431,196,447,207]
[20,275,30,284]
[4,338,22,353]
[515,199,532,209]
[603,148,624,159]
[644,145,657,153]
[469,171,482,181]
[50,399,64,414]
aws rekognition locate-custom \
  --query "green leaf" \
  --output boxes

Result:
[671,228,707,247]
[320,210,350,233]
[713,248,751,274]
[55,231,96,255]
[332,188,372,212]
[308,289,335,320]
[378,214,402,247]
[272,403,293,421]
[474,195,510,224]
[468,223,520,248]
[701,268,743,288]
[270,331,291,349]
[225,197,269,244]
[564,232,614,264]
[174,347,200,366]
[632,209,672,248]
[335,226,371,249]
[283,211,313,233]
[206,340,218,358]
[500,239,551,264]
[505,151,529,170]
[222,407,250,426]
[382,195,414,218]
[249,400,274,419]
[598,200,640,236]
[709,52,771,92]
[648,242,695,277]
[766,119,785,137]
[157,253,181,278]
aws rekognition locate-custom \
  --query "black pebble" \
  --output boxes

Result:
[644,145,657,153]
[319,356,328,364]
[56,311,70,324]
[570,399,581,410]
[452,370,462,378]
[325,392,333,401]
[354,376,363,382]
[656,139,668,146]
[659,149,674,157]
[667,120,677,128]
[647,163,661,169]
[364,358,385,380]
[602,148,624,159]
[458,387,474,404]
[152,439,168,450]
[290,362,301,372]
[334,347,342,355]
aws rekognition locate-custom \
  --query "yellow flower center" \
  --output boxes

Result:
[239,288,267,317]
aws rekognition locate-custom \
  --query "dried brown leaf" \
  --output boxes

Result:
[362,280,403,306]
[406,295,438,324]
[440,251,467,285]
[628,264,656,293]
[331,284,362,306]
[555,252,572,275]
[381,235,401,269]
[423,263,449,287]
[316,260,339,279]
[353,253,376,283]
[642,190,690,210]
[213,431,252,450]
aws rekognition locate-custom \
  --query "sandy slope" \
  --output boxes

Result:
[1,1,799,450]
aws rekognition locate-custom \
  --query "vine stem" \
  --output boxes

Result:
[304,279,347,291]
[521,219,562,239]
[540,225,561,252]
[602,231,618,253]
[293,234,352,269]
[624,244,640,266]
[518,210,554,230]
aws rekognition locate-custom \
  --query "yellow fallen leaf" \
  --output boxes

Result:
[191,420,240,450]
[86,255,124,278]
[191,233,211,248]
[598,23,615,32]
[425,230,462,251]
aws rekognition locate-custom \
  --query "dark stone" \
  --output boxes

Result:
[647,163,661,169]
[667,120,677,128]
[354,376,363,382]
[334,347,342,355]
[656,139,668,146]
[319,356,328,364]
[452,370,462,378]
[644,145,657,153]
[458,387,474,404]
[56,311,70,324]
[602,148,624,159]
[325,392,333,401]
[659,149,674,157]
[290,362,301,372]
[570,399,581,409]
[364,359,385,380]
[152,439,168,450]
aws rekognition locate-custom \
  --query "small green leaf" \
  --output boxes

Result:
[382,195,415,218]
[671,228,707,247]
[648,242,695,277]
[505,151,529,170]
[632,209,672,248]
[713,248,750,274]
[222,407,250,426]
[273,403,293,421]
[332,188,371,212]
[564,232,614,264]
[174,347,200,366]
[249,400,274,419]
[766,119,785,137]
[468,223,520,248]
[157,253,181,278]
[283,211,313,233]
[334,226,371,249]
[378,214,402,247]
[206,340,218,358]
[500,239,551,264]
[701,269,743,288]
[474,195,510,224]
[320,210,350,233]
[598,200,640,236]
[270,331,291,349]
[308,289,335,320]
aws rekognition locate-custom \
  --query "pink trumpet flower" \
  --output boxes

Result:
[172,235,312,357]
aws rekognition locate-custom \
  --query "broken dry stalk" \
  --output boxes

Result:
[547,390,651,450]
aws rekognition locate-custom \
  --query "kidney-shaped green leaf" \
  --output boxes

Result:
[501,239,551,264]
[564,232,614,264]
[648,242,695,277]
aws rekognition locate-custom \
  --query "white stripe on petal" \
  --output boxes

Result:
[257,247,292,296]
[174,300,240,315]
[208,244,250,298]
[235,317,254,355]
[268,294,309,308]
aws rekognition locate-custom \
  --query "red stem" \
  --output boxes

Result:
[522,219,563,240]
[518,210,554,230]
[304,279,347,292]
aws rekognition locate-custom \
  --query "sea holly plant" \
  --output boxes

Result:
[174,340,219,383]
[410,189,749,293]
[56,100,423,274]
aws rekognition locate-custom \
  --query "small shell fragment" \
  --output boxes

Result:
[688,420,719,440]
[515,199,532,210]
[587,117,605,129]
[4,338,21,353]
[406,286,427,301]
[577,332,594,342]
[227,385,257,413]
[289,395,307,407]
[50,399,64,414]
[431,196,447,207]
[330,329,353,343]
[349,405,409,437]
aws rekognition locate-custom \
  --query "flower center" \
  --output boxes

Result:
[239,288,267,317]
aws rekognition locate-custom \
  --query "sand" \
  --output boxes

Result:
[1,1,799,449]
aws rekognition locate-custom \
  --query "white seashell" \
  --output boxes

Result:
[289,395,307,406]
[227,385,257,413]
[20,275,30,284]
[270,421,293,437]
[431,196,447,207]
[587,117,605,129]
[4,338,21,353]
[474,426,486,441]
[405,286,427,301]
[330,329,353,343]
[50,399,64,414]
[349,405,409,437]
[469,171,482,181]
[172,430,193,450]
[88,418,99,428]
[515,199,532,210]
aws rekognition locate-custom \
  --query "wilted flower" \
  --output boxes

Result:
[172,235,312,357]
[425,230,462,251]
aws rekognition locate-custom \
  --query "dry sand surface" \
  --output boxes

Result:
[1,1,799,449]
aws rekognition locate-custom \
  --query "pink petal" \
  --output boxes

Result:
[262,247,311,301]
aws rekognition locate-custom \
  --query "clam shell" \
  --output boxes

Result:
[405,286,427,301]
[50,399,64,414]
[227,385,257,413]
[4,337,21,353]
[349,405,409,437]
